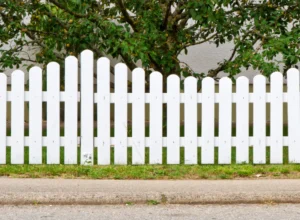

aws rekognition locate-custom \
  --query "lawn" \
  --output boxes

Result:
[1,126,299,179]
[1,146,300,179]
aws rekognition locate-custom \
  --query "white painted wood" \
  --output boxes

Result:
[0,73,7,164]
[270,72,283,164]
[47,62,60,164]
[184,77,198,164]
[97,57,111,165]
[3,91,296,104]
[4,136,292,149]
[218,77,232,164]
[29,67,43,164]
[132,68,145,164]
[114,63,128,164]
[11,70,25,164]
[236,76,249,163]
[64,56,78,164]
[167,75,180,164]
[201,77,215,164]
[80,50,94,165]
[253,75,266,164]
[149,72,163,164]
[287,68,300,163]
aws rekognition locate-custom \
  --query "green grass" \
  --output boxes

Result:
[1,126,298,179]
[1,146,300,179]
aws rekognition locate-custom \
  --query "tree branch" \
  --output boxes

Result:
[48,0,88,18]
[116,0,137,32]
[162,0,173,30]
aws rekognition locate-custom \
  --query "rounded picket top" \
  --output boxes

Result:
[11,70,25,85]
[184,76,197,90]
[29,66,42,76]
[115,62,128,73]
[236,75,249,84]
[184,76,197,85]
[65,55,78,63]
[0,72,7,82]
[219,76,232,85]
[287,67,299,76]
[132,67,145,76]
[287,68,299,87]
[11,70,24,78]
[253,74,266,84]
[167,74,180,94]
[270,71,283,81]
[97,57,110,82]
[150,71,163,91]
[150,71,162,81]
[236,76,249,92]
[47,61,60,69]
[81,49,94,57]
[97,57,110,66]
[202,76,214,86]
[167,74,180,84]
[219,77,232,94]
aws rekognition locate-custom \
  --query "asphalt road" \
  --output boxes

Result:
[1,204,300,220]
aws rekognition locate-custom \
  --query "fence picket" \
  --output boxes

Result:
[167,75,180,164]
[287,68,300,163]
[201,77,215,164]
[270,72,283,163]
[97,57,111,165]
[149,72,163,164]
[236,77,249,163]
[11,70,24,164]
[29,67,42,164]
[132,68,145,164]
[1,54,299,166]
[80,50,94,165]
[114,63,128,165]
[47,62,60,164]
[0,73,7,164]
[64,56,78,164]
[184,77,197,164]
[253,75,266,164]
[218,77,232,164]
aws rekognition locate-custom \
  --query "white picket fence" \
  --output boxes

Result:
[0,50,300,165]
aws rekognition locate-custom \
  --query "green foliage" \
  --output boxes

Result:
[0,0,299,82]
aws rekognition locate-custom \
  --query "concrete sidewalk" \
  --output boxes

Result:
[0,178,300,205]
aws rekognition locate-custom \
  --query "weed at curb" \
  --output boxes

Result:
[147,200,159,205]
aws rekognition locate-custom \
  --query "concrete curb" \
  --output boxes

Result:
[1,178,300,205]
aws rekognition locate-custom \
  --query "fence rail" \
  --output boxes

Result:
[0,50,300,165]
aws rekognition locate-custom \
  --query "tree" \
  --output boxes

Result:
[0,0,299,88]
